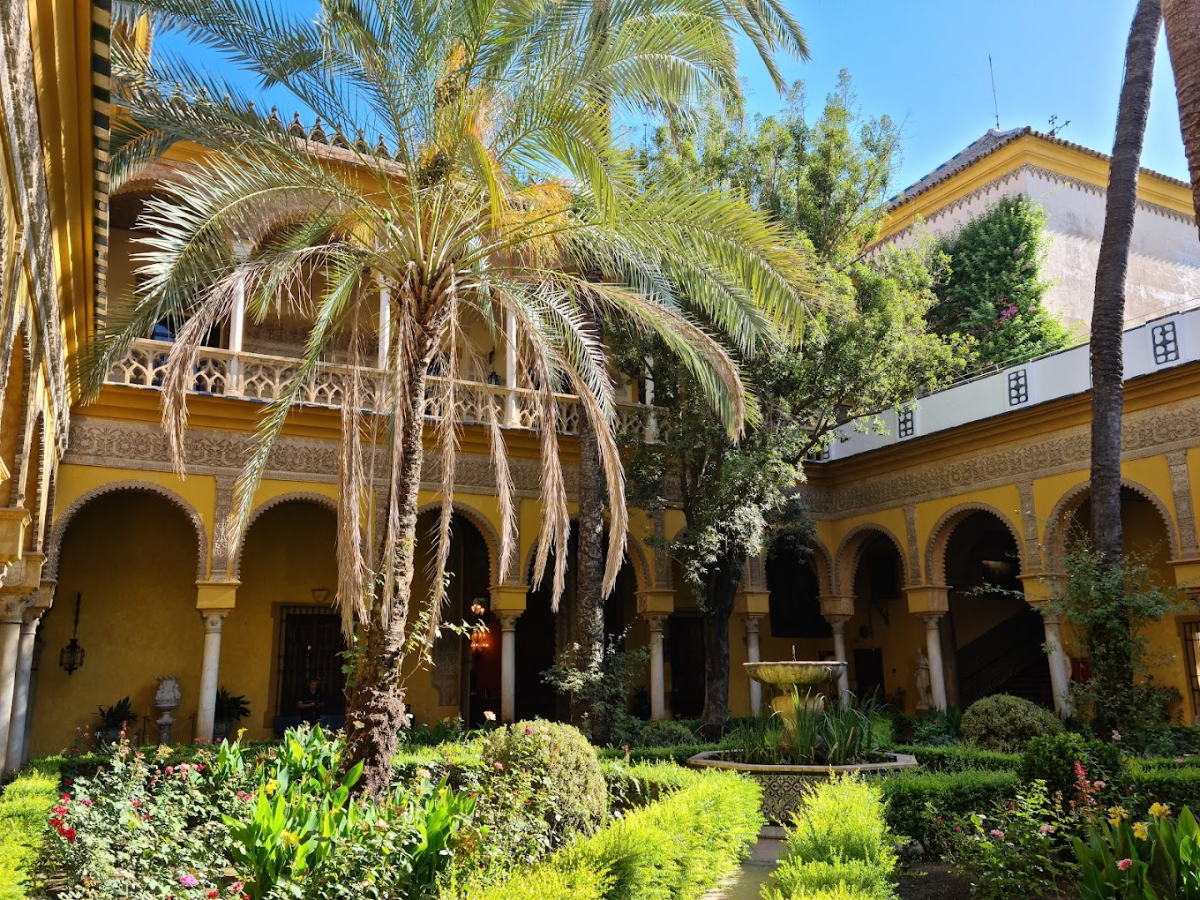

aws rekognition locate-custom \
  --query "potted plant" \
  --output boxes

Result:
[96,696,136,747]
[213,687,250,741]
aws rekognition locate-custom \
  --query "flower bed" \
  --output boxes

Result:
[0,761,60,900]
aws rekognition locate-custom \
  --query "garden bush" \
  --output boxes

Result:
[1021,732,1125,800]
[1127,761,1200,811]
[960,695,1063,751]
[632,720,695,748]
[596,743,717,766]
[0,762,59,900]
[880,769,1020,849]
[894,744,1020,773]
[600,760,696,811]
[481,721,607,839]
[458,769,762,900]
[766,775,896,900]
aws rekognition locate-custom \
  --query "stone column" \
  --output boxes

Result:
[5,608,40,768]
[828,616,852,704]
[1041,611,1072,719]
[195,611,228,743]
[922,614,948,711]
[226,271,247,395]
[499,613,519,723]
[503,310,519,426]
[377,279,392,370]
[646,615,666,720]
[0,597,29,771]
[742,616,763,715]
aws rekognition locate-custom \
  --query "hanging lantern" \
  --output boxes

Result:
[59,592,85,675]
[470,625,491,654]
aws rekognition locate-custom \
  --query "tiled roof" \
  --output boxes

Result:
[887,125,1191,211]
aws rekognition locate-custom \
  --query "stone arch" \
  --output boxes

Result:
[46,481,208,582]
[925,502,1026,587]
[1044,477,1180,566]
[232,491,338,580]
[833,523,909,596]
[415,500,504,588]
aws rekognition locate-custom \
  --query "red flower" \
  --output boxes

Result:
[207,892,218,898]
[59,826,76,843]
[60,794,70,801]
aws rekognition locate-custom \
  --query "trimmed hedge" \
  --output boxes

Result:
[880,769,1020,848]
[893,744,1021,773]
[596,744,718,766]
[1127,761,1200,810]
[0,762,60,900]
[600,760,697,811]
[460,769,762,900]
[960,695,1063,752]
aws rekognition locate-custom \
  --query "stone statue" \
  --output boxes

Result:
[155,675,181,745]
[915,648,932,711]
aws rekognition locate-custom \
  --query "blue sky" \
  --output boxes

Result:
[155,1,1190,191]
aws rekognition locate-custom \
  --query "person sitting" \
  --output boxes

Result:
[296,678,325,725]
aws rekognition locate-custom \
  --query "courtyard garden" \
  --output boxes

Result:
[7,692,1200,899]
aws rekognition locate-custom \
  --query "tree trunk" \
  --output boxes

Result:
[573,406,607,737]
[1164,0,1200,236]
[344,353,431,797]
[1089,0,1161,741]
[701,554,745,740]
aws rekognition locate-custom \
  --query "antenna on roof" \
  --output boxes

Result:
[988,55,1001,130]
[1047,114,1071,137]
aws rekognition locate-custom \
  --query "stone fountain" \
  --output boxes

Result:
[688,651,916,823]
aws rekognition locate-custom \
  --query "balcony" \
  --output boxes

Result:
[105,338,657,440]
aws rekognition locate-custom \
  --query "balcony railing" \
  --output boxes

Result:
[105,338,657,440]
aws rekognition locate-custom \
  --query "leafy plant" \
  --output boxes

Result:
[727,691,884,766]
[95,697,135,730]
[960,694,1064,751]
[214,687,250,723]
[632,720,695,749]
[542,636,649,746]
[1022,733,1125,801]
[1074,803,1200,900]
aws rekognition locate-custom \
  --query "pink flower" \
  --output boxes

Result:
[1177,758,1186,765]
[179,874,199,888]
[231,882,243,893]
[1039,823,1055,834]
[989,829,1005,840]
[166,766,174,774]
[493,762,504,771]
[81,798,93,807]
[1117,859,1133,872]
[524,727,533,734]
[1094,781,1106,789]
[954,826,962,833]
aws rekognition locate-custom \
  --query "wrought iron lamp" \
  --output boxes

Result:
[59,592,85,675]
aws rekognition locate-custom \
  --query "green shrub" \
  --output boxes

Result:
[632,720,695,748]
[596,743,718,766]
[960,695,1063,751]
[880,769,1020,848]
[1021,732,1125,799]
[481,721,607,839]
[1134,723,1200,758]
[766,776,896,900]
[461,770,761,900]
[1127,762,1200,811]
[0,766,59,900]
[600,760,696,811]
[894,744,1021,773]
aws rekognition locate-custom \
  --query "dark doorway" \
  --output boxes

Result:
[766,541,831,639]
[669,615,706,718]
[853,648,885,699]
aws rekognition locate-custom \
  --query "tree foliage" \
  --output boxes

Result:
[931,194,1074,368]
[616,72,967,729]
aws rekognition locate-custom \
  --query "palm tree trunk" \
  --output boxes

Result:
[701,553,745,740]
[1164,0,1200,235]
[1089,0,1161,741]
[344,355,431,797]
[573,388,607,738]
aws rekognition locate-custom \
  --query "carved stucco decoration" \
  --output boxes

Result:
[1166,449,1199,557]
[1017,482,1043,570]
[903,506,921,582]
[45,480,208,582]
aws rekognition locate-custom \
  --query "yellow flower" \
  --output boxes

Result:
[1150,802,1172,819]
[1108,806,1130,824]
[281,830,300,847]
[1134,822,1149,840]
[265,779,280,796]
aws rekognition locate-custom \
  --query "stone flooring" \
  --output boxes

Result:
[704,827,787,900]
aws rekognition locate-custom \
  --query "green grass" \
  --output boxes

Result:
[0,762,60,900]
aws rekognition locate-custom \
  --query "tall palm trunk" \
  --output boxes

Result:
[1164,0,1200,234]
[1089,0,1161,741]
[344,329,435,797]
[574,411,607,736]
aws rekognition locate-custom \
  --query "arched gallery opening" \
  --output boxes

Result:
[764,540,831,662]
[845,532,914,703]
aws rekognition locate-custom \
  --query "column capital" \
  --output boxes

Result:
[637,589,675,616]
[921,611,945,628]
[499,612,520,632]
[0,595,32,625]
[642,613,667,632]
[741,615,761,636]
[1040,610,1062,626]
[905,585,950,615]
[825,615,850,635]
[200,610,229,634]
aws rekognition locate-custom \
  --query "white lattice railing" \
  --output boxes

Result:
[106,339,655,439]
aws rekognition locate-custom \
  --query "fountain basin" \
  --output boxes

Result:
[743,660,846,687]
[688,750,918,824]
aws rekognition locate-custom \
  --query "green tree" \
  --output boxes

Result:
[102,0,810,791]
[931,194,1073,368]
[618,76,966,731]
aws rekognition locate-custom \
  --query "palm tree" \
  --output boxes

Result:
[1089,0,1161,740]
[1164,0,1200,234]
[102,0,810,792]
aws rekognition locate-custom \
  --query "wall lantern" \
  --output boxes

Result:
[59,592,85,676]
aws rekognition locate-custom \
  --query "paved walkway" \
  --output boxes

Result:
[705,828,787,900]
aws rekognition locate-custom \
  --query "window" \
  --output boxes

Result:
[898,407,915,439]
[1182,620,1200,719]
[275,605,347,721]
[1152,321,1180,365]
[1007,369,1029,406]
